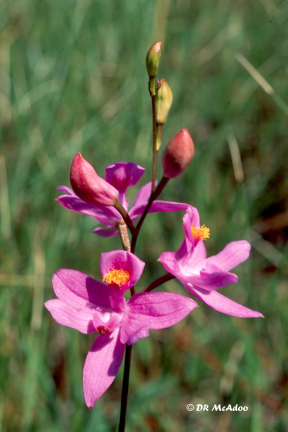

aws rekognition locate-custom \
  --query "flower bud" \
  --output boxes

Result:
[162,129,195,178]
[70,153,119,206]
[146,42,162,78]
[155,79,173,125]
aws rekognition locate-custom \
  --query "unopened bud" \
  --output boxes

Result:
[70,153,119,206]
[155,79,173,125]
[162,129,195,178]
[146,42,162,78]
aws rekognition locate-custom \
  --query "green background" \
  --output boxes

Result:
[1,0,287,430]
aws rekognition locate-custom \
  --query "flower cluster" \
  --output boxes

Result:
[45,42,263,415]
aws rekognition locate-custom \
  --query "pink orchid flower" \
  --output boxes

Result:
[57,161,190,237]
[158,207,264,318]
[45,250,198,408]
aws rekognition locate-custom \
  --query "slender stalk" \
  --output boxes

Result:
[151,94,157,192]
[118,344,132,432]
[131,176,169,253]
[114,201,137,235]
[144,273,175,292]
[117,223,131,252]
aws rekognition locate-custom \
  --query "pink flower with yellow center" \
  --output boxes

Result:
[57,161,191,238]
[159,206,263,318]
[45,250,198,408]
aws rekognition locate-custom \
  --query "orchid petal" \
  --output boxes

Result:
[183,206,200,245]
[100,250,145,292]
[56,191,120,227]
[184,284,264,318]
[120,292,198,345]
[130,182,152,210]
[187,271,238,290]
[105,162,145,194]
[52,269,111,310]
[205,241,251,271]
[45,299,95,333]
[83,329,125,408]
[92,227,118,238]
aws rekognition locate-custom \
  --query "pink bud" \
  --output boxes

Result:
[162,129,195,178]
[70,153,119,206]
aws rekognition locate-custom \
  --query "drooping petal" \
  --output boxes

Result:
[187,271,238,290]
[120,292,198,345]
[92,227,119,238]
[205,241,251,271]
[52,269,111,310]
[83,328,125,408]
[105,162,145,194]
[100,250,145,292]
[57,187,120,227]
[45,299,95,333]
[184,284,264,318]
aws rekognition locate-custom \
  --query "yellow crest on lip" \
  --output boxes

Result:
[103,269,130,288]
[191,224,210,241]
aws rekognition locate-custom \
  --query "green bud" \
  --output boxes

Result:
[146,42,162,78]
[155,79,173,125]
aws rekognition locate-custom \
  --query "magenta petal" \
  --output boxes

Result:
[183,206,200,244]
[187,271,238,290]
[130,182,152,210]
[83,328,125,408]
[120,292,198,345]
[184,284,264,318]
[45,299,95,333]
[56,193,119,226]
[52,269,111,310]
[100,250,145,292]
[205,241,251,271]
[92,227,118,238]
[105,162,145,194]
[158,251,183,279]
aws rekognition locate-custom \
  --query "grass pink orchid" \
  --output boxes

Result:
[45,250,198,408]
[57,161,190,237]
[159,207,264,318]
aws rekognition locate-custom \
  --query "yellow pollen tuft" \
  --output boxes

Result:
[103,269,130,288]
[191,224,210,241]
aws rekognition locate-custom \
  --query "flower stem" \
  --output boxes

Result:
[144,273,175,292]
[114,201,137,235]
[131,176,169,253]
[118,344,132,432]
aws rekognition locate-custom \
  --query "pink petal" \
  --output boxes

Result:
[187,271,238,290]
[158,251,182,279]
[83,328,125,408]
[45,299,95,333]
[100,250,145,292]
[56,193,119,226]
[92,227,118,238]
[130,182,152,210]
[205,241,251,271]
[183,206,200,245]
[184,284,264,318]
[52,269,111,310]
[120,292,198,344]
[105,162,145,194]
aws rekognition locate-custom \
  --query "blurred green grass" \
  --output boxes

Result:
[1,0,288,431]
